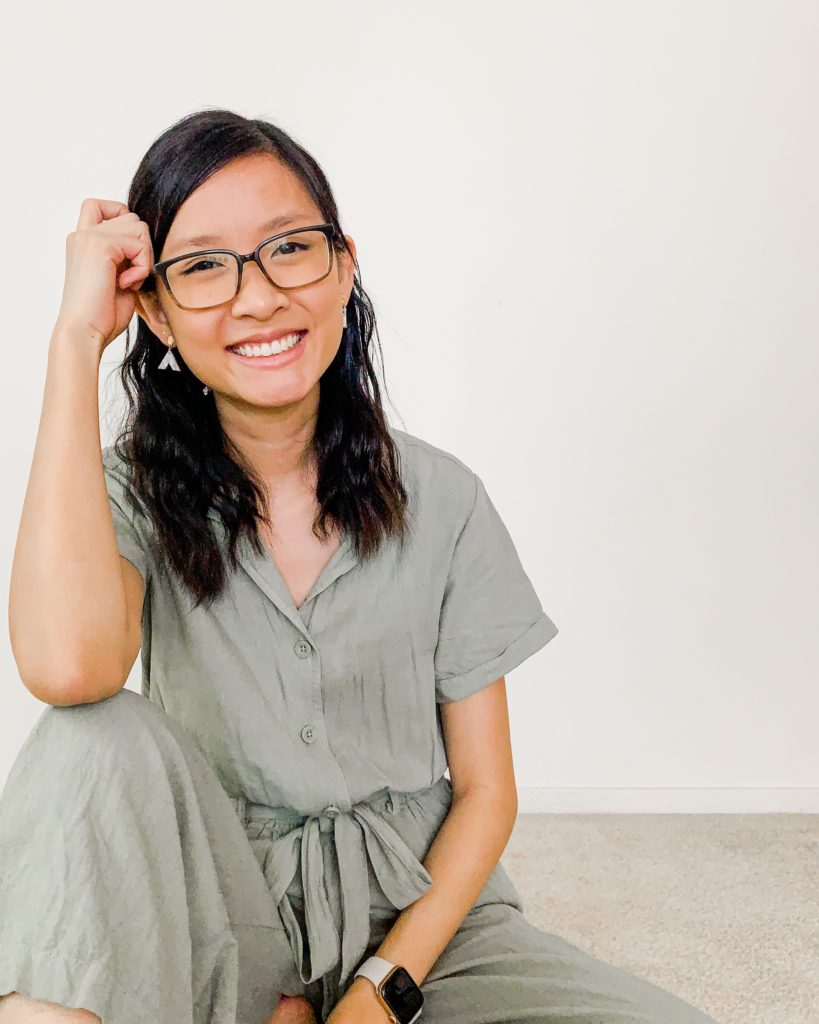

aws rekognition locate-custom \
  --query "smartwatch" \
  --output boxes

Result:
[353,955,424,1023]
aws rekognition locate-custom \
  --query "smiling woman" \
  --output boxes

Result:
[111,110,411,612]
[0,106,717,1024]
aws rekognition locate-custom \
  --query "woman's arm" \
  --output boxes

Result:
[335,677,518,1017]
[9,328,135,703]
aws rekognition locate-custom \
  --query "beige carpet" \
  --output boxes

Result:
[503,813,818,1024]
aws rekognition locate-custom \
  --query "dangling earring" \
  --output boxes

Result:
[342,302,347,329]
[203,385,210,395]
[158,334,181,372]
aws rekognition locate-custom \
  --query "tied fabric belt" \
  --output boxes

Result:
[232,779,448,995]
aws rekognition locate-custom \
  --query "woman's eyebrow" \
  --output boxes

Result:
[168,212,314,253]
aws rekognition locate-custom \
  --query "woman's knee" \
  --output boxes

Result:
[0,686,219,852]
[32,686,169,752]
[6,686,196,799]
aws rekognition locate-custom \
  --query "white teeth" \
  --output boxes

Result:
[232,332,303,357]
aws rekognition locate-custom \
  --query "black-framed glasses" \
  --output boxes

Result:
[151,223,336,311]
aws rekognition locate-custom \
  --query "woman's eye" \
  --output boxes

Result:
[183,258,223,275]
[274,242,305,256]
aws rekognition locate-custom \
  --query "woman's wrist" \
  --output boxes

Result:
[49,319,108,362]
[346,975,391,1011]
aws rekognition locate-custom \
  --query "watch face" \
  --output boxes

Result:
[381,966,424,1023]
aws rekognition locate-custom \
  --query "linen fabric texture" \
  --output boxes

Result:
[0,427,719,1024]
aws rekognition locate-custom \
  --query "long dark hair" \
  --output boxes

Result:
[109,108,412,610]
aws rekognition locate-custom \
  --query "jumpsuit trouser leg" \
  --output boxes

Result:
[355,781,723,1024]
[364,902,722,1024]
[0,687,305,1024]
[0,685,723,1024]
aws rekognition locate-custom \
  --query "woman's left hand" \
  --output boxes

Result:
[326,977,392,1022]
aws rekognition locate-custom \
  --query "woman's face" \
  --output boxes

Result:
[135,153,356,416]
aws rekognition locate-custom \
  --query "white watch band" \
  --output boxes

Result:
[354,955,423,1023]
[354,954,395,988]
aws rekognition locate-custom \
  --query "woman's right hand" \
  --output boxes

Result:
[55,197,155,354]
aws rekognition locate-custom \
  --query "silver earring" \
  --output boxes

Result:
[158,334,181,372]
[342,303,347,329]
[203,385,210,395]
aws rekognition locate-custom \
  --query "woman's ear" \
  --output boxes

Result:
[134,290,171,340]
[341,234,357,302]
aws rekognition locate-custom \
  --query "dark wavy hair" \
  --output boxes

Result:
[109,108,413,610]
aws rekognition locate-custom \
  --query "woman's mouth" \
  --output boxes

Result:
[226,330,308,368]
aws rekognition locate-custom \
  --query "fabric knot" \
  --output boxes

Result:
[256,794,434,1022]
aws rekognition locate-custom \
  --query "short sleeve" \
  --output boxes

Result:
[434,472,559,703]
[101,445,152,585]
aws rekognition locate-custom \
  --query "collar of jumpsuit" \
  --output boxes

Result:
[222,521,438,1009]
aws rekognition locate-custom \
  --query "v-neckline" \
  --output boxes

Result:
[261,527,345,612]
[206,504,360,631]
[236,524,359,632]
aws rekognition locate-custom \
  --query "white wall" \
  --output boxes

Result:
[1,1,816,811]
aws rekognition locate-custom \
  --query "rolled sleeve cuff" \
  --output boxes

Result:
[434,610,559,704]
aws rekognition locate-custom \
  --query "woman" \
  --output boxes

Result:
[0,109,719,1024]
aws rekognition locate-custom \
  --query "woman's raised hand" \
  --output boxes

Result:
[56,197,155,354]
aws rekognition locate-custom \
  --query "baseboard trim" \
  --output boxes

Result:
[516,787,819,813]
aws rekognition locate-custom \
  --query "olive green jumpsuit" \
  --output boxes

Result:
[0,427,720,1024]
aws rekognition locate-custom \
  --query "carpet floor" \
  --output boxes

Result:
[503,812,818,1024]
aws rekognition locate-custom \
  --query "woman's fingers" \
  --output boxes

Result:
[75,197,131,231]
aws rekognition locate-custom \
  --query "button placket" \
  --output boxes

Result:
[294,637,319,745]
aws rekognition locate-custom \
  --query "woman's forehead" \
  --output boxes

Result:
[163,160,320,257]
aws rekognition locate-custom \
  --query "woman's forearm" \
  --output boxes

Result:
[9,326,133,702]
[364,785,518,988]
